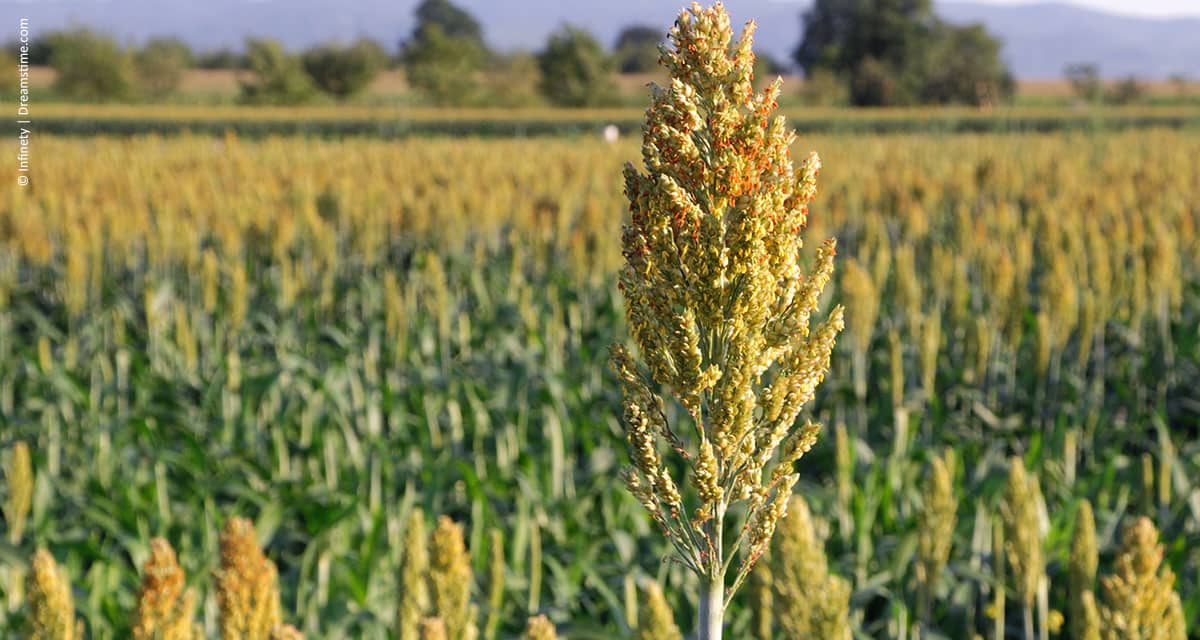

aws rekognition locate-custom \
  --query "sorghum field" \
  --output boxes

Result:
[1,128,1198,637]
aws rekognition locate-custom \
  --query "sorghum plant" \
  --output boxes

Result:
[613,3,843,636]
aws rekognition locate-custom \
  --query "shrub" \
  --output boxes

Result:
[49,28,135,101]
[135,37,193,99]
[302,39,385,99]
[239,38,316,105]
[536,26,617,107]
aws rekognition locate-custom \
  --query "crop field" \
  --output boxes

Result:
[1,128,1198,638]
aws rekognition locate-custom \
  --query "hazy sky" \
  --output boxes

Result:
[965,0,1200,16]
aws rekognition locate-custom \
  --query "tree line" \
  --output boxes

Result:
[0,0,1165,108]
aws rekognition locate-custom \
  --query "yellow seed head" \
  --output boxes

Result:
[26,549,81,640]
[1069,500,1100,640]
[521,615,558,640]
[428,516,477,640]
[419,617,448,640]
[1098,517,1187,640]
[4,441,33,546]
[214,517,282,640]
[132,538,197,640]
[916,454,955,608]
[399,508,431,640]
[268,625,304,640]
[635,580,682,640]
[770,495,850,639]
[614,2,842,586]
[1001,459,1044,608]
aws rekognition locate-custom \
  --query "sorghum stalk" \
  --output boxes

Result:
[614,3,843,637]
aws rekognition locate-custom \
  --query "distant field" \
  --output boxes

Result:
[21,66,1200,105]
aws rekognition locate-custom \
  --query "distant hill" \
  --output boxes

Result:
[9,0,1200,79]
[940,2,1200,79]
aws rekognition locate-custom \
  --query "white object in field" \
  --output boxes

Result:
[603,124,620,143]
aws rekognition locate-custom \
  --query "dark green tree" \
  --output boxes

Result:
[794,0,1010,106]
[135,37,193,99]
[920,23,1013,106]
[614,25,662,73]
[401,0,486,105]
[411,0,484,47]
[239,38,316,105]
[537,26,617,107]
[49,28,135,102]
[302,39,386,99]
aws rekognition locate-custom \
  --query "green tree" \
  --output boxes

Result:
[239,38,316,105]
[302,39,386,99]
[135,37,193,99]
[537,26,617,107]
[614,25,662,74]
[49,28,135,102]
[411,0,484,47]
[794,0,1010,106]
[401,0,486,106]
[920,23,1013,106]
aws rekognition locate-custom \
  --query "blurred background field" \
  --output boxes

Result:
[4,0,1200,637]
[1,129,1198,637]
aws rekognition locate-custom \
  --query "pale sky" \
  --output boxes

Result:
[953,0,1200,17]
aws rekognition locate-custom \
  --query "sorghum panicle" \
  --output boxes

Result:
[214,517,283,640]
[1069,501,1100,640]
[4,441,33,546]
[768,495,851,639]
[26,549,82,640]
[399,508,431,640]
[428,516,478,640]
[1098,517,1187,640]
[614,0,843,600]
[521,615,558,640]
[916,454,956,613]
[635,580,683,640]
[1001,459,1045,610]
[132,538,197,640]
